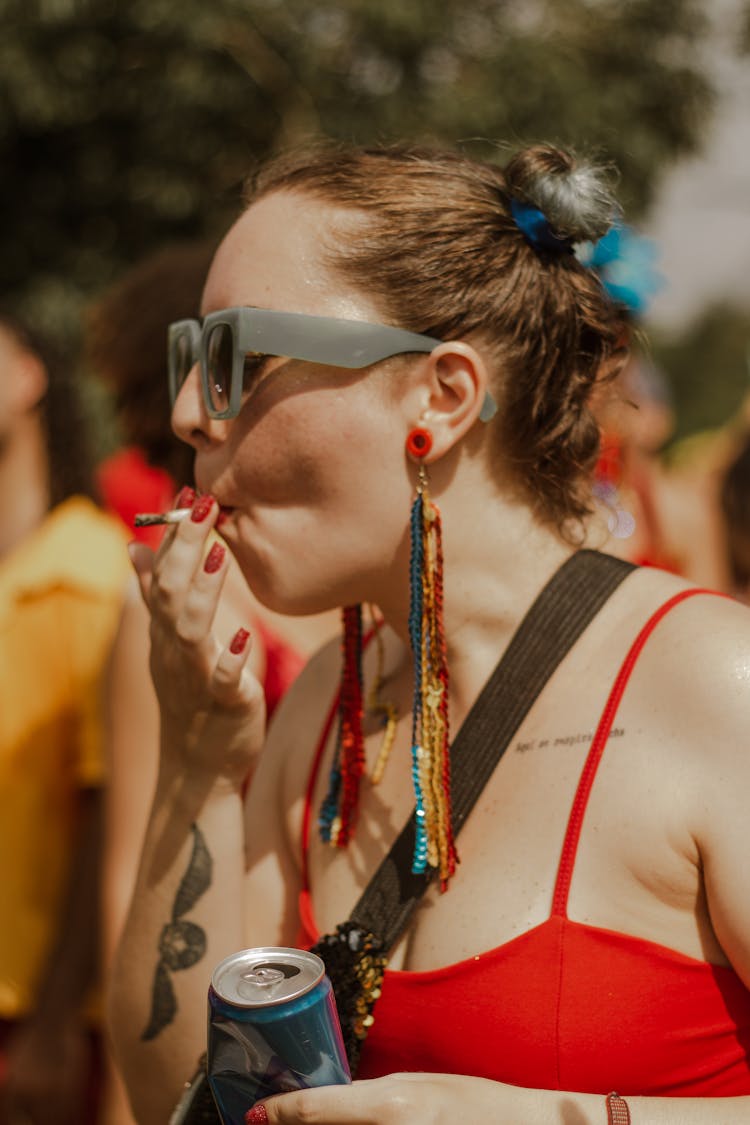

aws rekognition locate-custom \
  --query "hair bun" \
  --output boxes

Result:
[505,143,619,244]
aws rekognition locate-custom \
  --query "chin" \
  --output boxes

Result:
[232,558,328,617]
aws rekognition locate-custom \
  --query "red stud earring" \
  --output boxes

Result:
[406,427,433,460]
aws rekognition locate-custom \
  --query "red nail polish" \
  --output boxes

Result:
[245,1105,268,1124]
[230,627,250,655]
[203,543,225,574]
[191,495,214,523]
[176,485,196,508]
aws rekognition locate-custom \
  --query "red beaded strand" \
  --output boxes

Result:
[335,604,365,845]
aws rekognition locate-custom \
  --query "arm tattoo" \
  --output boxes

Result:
[141,823,213,1041]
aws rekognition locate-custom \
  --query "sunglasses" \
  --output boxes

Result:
[167,305,498,422]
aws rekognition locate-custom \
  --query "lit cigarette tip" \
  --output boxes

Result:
[133,507,192,528]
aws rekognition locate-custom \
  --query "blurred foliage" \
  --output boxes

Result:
[652,303,750,445]
[742,0,750,49]
[0,0,719,339]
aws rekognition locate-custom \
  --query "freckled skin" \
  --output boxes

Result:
[172,193,419,616]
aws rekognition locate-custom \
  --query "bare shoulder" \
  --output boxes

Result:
[629,568,750,693]
[241,632,342,943]
[619,567,750,772]
[267,632,341,745]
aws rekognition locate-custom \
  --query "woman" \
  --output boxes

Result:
[110,142,750,1124]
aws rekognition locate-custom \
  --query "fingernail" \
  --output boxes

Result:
[191,495,214,523]
[203,542,226,574]
[230,627,250,655]
[245,1105,268,1124]
[176,485,196,508]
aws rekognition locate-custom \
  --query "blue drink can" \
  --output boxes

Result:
[207,946,351,1125]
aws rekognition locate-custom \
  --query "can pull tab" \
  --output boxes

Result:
[244,967,286,988]
[237,966,287,1000]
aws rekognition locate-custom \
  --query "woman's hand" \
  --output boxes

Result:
[248,1077,750,1125]
[246,1073,529,1125]
[129,492,266,790]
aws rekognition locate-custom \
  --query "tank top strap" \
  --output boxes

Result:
[551,587,724,916]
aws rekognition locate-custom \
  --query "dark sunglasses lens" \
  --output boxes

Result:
[206,323,233,414]
[170,332,196,397]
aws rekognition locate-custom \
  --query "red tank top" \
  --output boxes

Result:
[298,590,750,1096]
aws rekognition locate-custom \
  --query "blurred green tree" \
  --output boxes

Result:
[653,303,750,445]
[742,0,750,48]
[1,0,718,332]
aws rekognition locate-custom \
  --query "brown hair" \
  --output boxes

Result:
[85,240,217,483]
[245,142,628,536]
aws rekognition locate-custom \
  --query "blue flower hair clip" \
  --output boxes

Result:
[510,199,575,255]
[575,224,664,318]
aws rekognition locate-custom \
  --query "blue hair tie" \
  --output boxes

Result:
[510,198,574,254]
[575,224,664,317]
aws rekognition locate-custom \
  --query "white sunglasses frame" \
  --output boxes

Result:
[168,306,497,422]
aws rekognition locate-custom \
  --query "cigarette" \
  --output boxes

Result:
[133,507,192,527]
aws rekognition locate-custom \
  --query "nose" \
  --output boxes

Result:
[170,363,230,450]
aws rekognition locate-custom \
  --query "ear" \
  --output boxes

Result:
[7,341,48,414]
[16,351,48,412]
[416,341,493,459]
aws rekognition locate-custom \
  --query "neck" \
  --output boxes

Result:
[0,414,51,558]
[375,476,575,721]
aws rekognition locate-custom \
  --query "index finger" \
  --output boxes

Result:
[150,493,220,617]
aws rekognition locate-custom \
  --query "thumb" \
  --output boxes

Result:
[245,1104,269,1124]
[245,1083,368,1124]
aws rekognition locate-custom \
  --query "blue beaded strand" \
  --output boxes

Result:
[318,758,341,844]
[408,492,428,873]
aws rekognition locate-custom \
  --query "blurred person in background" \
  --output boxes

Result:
[593,348,730,587]
[0,309,132,1125]
[90,241,213,553]
[719,430,750,603]
[84,245,339,1125]
[584,226,728,588]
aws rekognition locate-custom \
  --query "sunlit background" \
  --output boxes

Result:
[1,0,749,450]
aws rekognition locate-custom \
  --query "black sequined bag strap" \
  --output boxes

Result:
[313,549,635,1071]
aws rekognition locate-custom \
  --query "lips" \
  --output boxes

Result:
[194,482,235,525]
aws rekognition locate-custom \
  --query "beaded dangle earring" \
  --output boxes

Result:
[318,604,365,847]
[406,427,458,889]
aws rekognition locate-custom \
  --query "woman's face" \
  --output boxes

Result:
[171,190,417,615]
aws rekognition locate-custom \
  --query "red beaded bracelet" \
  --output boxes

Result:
[606,1091,631,1124]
